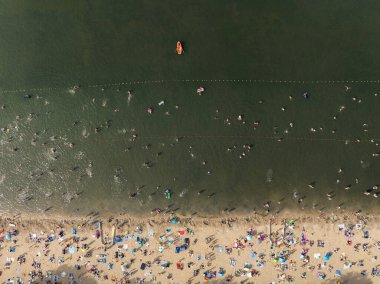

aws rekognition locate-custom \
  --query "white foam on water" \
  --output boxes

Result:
[179,188,188,198]
[0,174,5,184]
[113,175,121,183]
[86,167,93,178]
[16,189,32,203]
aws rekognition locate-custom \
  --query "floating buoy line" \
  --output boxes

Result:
[1,79,380,94]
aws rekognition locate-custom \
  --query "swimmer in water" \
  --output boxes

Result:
[308,182,316,189]
[127,90,133,105]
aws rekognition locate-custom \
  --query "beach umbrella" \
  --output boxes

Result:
[140,263,146,270]
[335,269,342,276]
[279,257,286,263]
[69,246,76,255]
[5,233,11,240]
[246,234,253,241]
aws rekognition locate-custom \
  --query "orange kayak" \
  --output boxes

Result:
[176,41,183,55]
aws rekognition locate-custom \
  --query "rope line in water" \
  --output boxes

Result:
[1,79,380,94]
[126,134,380,144]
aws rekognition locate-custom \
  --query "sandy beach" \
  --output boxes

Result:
[0,210,379,283]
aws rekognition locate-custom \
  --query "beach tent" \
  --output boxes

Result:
[140,263,146,270]
[161,261,169,269]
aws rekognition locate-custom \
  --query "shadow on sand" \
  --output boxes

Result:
[47,264,156,283]
[325,272,374,284]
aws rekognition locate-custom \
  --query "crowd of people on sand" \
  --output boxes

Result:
[0,211,378,284]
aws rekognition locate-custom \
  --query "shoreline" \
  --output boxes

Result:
[2,206,380,226]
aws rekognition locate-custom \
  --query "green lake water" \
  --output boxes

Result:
[0,1,379,216]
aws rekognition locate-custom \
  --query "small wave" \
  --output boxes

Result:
[266,169,273,183]
[16,190,33,203]
[75,151,85,160]
[62,191,76,203]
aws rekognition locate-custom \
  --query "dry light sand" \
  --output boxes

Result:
[0,210,379,283]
